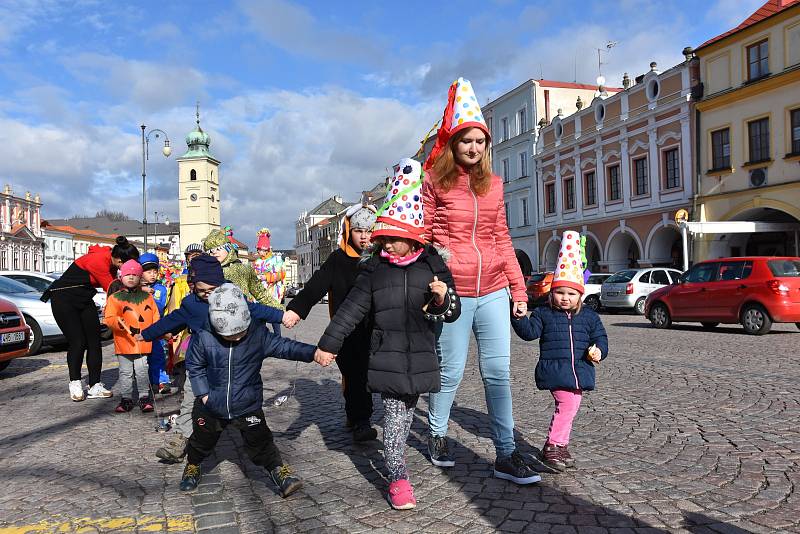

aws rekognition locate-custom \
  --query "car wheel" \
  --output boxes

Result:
[634,297,647,315]
[24,315,43,356]
[649,303,671,329]
[584,295,600,312]
[0,360,10,372]
[741,305,772,335]
[701,322,719,330]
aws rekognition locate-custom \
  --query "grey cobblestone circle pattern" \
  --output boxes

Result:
[0,306,798,533]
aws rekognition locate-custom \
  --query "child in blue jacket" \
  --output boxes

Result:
[139,253,171,393]
[181,283,331,497]
[511,231,608,472]
[135,255,285,464]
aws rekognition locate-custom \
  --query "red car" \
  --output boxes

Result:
[0,296,32,372]
[645,256,800,335]
[526,272,554,308]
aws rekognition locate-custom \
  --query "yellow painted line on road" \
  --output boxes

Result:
[10,361,119,371]
[0,514,194,533]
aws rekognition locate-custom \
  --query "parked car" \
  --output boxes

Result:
[0,275,65,355]
[601,267,683,315]
[0,297,32,372]
[645,256,800,335]
[582,273,613,311]
[285,286,300,298]
[4,271,110,340]
[526,272,555,307]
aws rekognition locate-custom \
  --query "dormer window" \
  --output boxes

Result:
[747,39,769,81]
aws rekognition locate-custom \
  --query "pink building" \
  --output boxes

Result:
[0,185,44,271]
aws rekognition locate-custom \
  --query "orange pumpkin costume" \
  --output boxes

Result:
[103,289,160,355]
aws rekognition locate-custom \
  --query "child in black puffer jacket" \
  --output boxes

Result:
[315,158,461,511]
[511,231,608,472]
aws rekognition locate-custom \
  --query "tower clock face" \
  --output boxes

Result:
[190,193,198,201]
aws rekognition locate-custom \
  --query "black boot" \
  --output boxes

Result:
[269,464,303,498]
[179,463,202,491]
[352,421,378,442]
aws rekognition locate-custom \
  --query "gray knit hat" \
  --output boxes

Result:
[349,206,377,230]
[184,242,203,254]
[208,283,251,336]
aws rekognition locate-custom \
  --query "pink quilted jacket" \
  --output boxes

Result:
[423,169,526,302]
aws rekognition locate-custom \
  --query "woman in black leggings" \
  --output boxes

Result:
[43,236,139,401]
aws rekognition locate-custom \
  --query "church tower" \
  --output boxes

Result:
[177,105,220,251]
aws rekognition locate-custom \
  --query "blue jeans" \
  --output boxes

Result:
[147,340,169,385]
[428,288,515,458]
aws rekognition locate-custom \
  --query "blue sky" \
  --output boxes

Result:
[0,0,764,248]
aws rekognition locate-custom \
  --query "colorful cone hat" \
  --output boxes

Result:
[256,228,271,250]
[424,77,490,170]
[372,158,425,244]
[551,230,585,294]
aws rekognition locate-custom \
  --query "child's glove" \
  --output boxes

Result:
[587,344,602,365]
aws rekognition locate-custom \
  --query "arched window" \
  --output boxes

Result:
[210,170,214,182]
[190,169,197,181]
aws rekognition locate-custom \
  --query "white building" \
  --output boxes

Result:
[295,196,348,285]
[483,80,621,274]
[42,227,74,273]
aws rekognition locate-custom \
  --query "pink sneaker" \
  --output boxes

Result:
[388,479,417,510]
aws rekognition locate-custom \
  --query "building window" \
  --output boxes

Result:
[711,128,731,170]
[501,117,509,141]
[521,198,529,226]
[791,109,800,155]
[747,117,770,163]
[584,171,596,206]
[502,158,510,182]
[608,165,621,201]
[746,39,769,81]
[519,152,528,177]
[633,157,648,196]
[664,148,680,189]
[190,169,197,181]
[545,183,556,214]
[517,108,526,135]
[505,202,511,227]
[564,177,575,210]
[486,116,493,139]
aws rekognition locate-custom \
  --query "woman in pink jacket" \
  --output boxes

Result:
[423,78,540,485]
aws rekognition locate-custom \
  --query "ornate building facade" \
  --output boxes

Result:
[0,185,44,271]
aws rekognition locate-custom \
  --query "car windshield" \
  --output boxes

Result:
[587,275,608,284]
[0,276,39,294]
[528,273,548,282]
[9,276,51,292]
[767,259,800,277]
[606,270,637,283]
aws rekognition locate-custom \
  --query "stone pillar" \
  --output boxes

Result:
[620,138,631,209]
[648,127,660,204]
[595,144,606,216]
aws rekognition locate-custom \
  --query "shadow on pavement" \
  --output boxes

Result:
[0,357,51,379]
[611,322,795,334]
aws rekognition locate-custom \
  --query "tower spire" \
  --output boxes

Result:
[196,101,200,127]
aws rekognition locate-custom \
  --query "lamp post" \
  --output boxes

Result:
[141,125,172,251]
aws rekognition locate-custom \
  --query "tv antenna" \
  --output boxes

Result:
[596,41,618,83]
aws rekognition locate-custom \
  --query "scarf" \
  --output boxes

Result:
[380,248,424,267]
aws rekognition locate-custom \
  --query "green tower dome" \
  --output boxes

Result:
[182,105,214,158]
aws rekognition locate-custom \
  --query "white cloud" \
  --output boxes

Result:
[706,0,765,27]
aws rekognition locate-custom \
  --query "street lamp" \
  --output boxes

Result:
[141,125,172,251]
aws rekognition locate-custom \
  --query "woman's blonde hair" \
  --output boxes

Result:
[430,127,493,195]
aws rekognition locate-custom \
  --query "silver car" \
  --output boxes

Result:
[0,275,65,354]
[601,268,682,315]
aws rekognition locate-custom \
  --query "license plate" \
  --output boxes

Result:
[605,292,619,297]
[2,331,25,344]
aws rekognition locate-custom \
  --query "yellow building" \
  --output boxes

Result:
[177,109,221,251]
[694,0,800,259]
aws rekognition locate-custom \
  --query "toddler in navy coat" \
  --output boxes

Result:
[511,231,608,471]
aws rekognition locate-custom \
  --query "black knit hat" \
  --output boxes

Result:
[188,254,225,286]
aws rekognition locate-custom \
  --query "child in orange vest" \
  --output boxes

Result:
[104,260,160,413]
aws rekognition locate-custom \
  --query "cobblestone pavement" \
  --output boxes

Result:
[1,305,799,534]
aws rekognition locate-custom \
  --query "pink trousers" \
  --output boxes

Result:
[547,388,583,446]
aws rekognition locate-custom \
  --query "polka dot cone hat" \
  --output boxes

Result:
[372,158,425,244]
[550,230,586,294]
[424,77,490,170]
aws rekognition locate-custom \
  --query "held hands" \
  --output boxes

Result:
[282,310,301,329]
[314,348,336,367]
[134,333,145,342]
[201,395,208,405]
[429,276,447,306]
[512,301,527,318]
[587,344,602,364]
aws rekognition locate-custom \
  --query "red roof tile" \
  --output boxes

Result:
[537,79,624,92]
[697,0,799,50]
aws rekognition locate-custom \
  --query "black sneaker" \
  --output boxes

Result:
[179,463,202,491]
[494,450,543,485]
[352,422,378,442]
[270,465,303,498]
[427,435,455,467]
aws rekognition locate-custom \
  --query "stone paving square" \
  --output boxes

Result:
[0,305,799,533]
